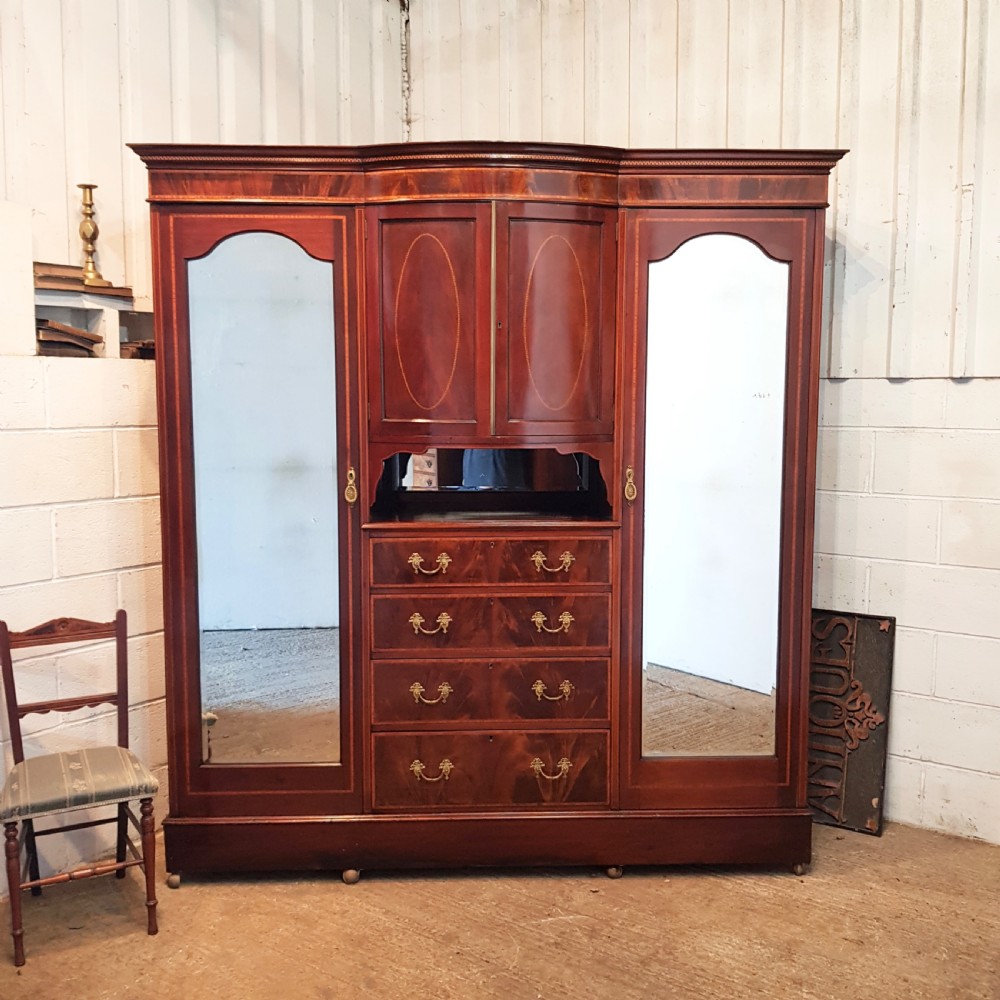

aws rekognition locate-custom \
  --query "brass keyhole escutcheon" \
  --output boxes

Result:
[624,466,637,505]
[344,466,358,505]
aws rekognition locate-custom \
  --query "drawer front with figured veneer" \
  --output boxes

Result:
[370,594,611,654]
[493,595,611,651]
[371,658,610,725]
[502,538,611,585]
[371,731,609,810]
[370,595,490,653]
[371,540,488,585]
[369,535,612,587]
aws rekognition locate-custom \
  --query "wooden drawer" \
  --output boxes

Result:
[370,594,611,653]
[369,535,612,586]
[371,658,609,724]
[371,731,609,810]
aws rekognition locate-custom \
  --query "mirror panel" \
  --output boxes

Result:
[189,232,341,764]
[641,234,788,757]
[371,449,612,520]
[399,448,588,491]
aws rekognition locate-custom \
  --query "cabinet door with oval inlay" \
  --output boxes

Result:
[496,203,616,438]
[367,203,492,441]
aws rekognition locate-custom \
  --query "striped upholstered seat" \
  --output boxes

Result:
[1,746,159,823]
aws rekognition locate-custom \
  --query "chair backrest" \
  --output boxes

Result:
[0,610,129,765]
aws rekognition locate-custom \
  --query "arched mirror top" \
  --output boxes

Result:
[636,215,809,274]
[649,229,796,268]
[170,213,340,264]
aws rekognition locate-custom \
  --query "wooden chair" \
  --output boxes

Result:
[0,612,159,966]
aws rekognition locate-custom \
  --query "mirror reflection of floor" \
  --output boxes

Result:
[200,628,340,764]
[642,663,775,756]
[197,638,772,763]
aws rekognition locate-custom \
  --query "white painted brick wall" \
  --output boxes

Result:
[54,497,161,575]
[0,354,165,886]
[45,358,158,428]
[0,430,115,507]
[940,501,1000,570]
[890,627,935,697]
[935,634,1000,709]
[874,430,1000,499]
[0,508,53,586]
[816,377,1000,845]
[114,428,160,497]
[0,356,47,428]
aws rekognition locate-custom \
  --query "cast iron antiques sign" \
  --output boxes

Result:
[808,610,895,835]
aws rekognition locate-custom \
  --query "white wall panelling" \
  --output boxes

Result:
[407,0,1000,380]
[5,3,993,375]
[0,0,405,308]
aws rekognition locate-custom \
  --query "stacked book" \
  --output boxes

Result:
[35,318,104,357]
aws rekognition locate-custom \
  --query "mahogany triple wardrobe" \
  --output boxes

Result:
[132,141,844,882]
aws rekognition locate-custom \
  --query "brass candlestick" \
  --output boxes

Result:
[77,183,111,287]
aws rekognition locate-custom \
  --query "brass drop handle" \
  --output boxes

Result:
[530,550,575,573]
[530,757,572,780]
[408,552,452,575]
[530,611,574,634]
[410,681,453,705]
[410,759,454,782]
[409,612,452,635]
[532,679,574,701]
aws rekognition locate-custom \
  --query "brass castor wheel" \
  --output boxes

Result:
[791,863,809,877]
[166,873,182,889]
[606,866,624,879]
[342,869,361,885]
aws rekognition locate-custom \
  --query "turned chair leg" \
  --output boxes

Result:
[24,820,41,896]
[4,822,25,967]
[115,803,128,879]
[139,799,158,935]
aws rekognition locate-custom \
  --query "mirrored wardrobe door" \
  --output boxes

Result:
[639,233,790,759]
[187,231,342,765]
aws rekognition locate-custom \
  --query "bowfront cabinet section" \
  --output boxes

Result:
[367,200,617,445]
[496,203,617,439]
[367,203,492,441]
[132,141,844,881]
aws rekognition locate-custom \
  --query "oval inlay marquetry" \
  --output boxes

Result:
[522,235,589,412]
[393,233,462,412]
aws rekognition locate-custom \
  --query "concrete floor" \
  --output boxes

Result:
[1,822,997,999]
